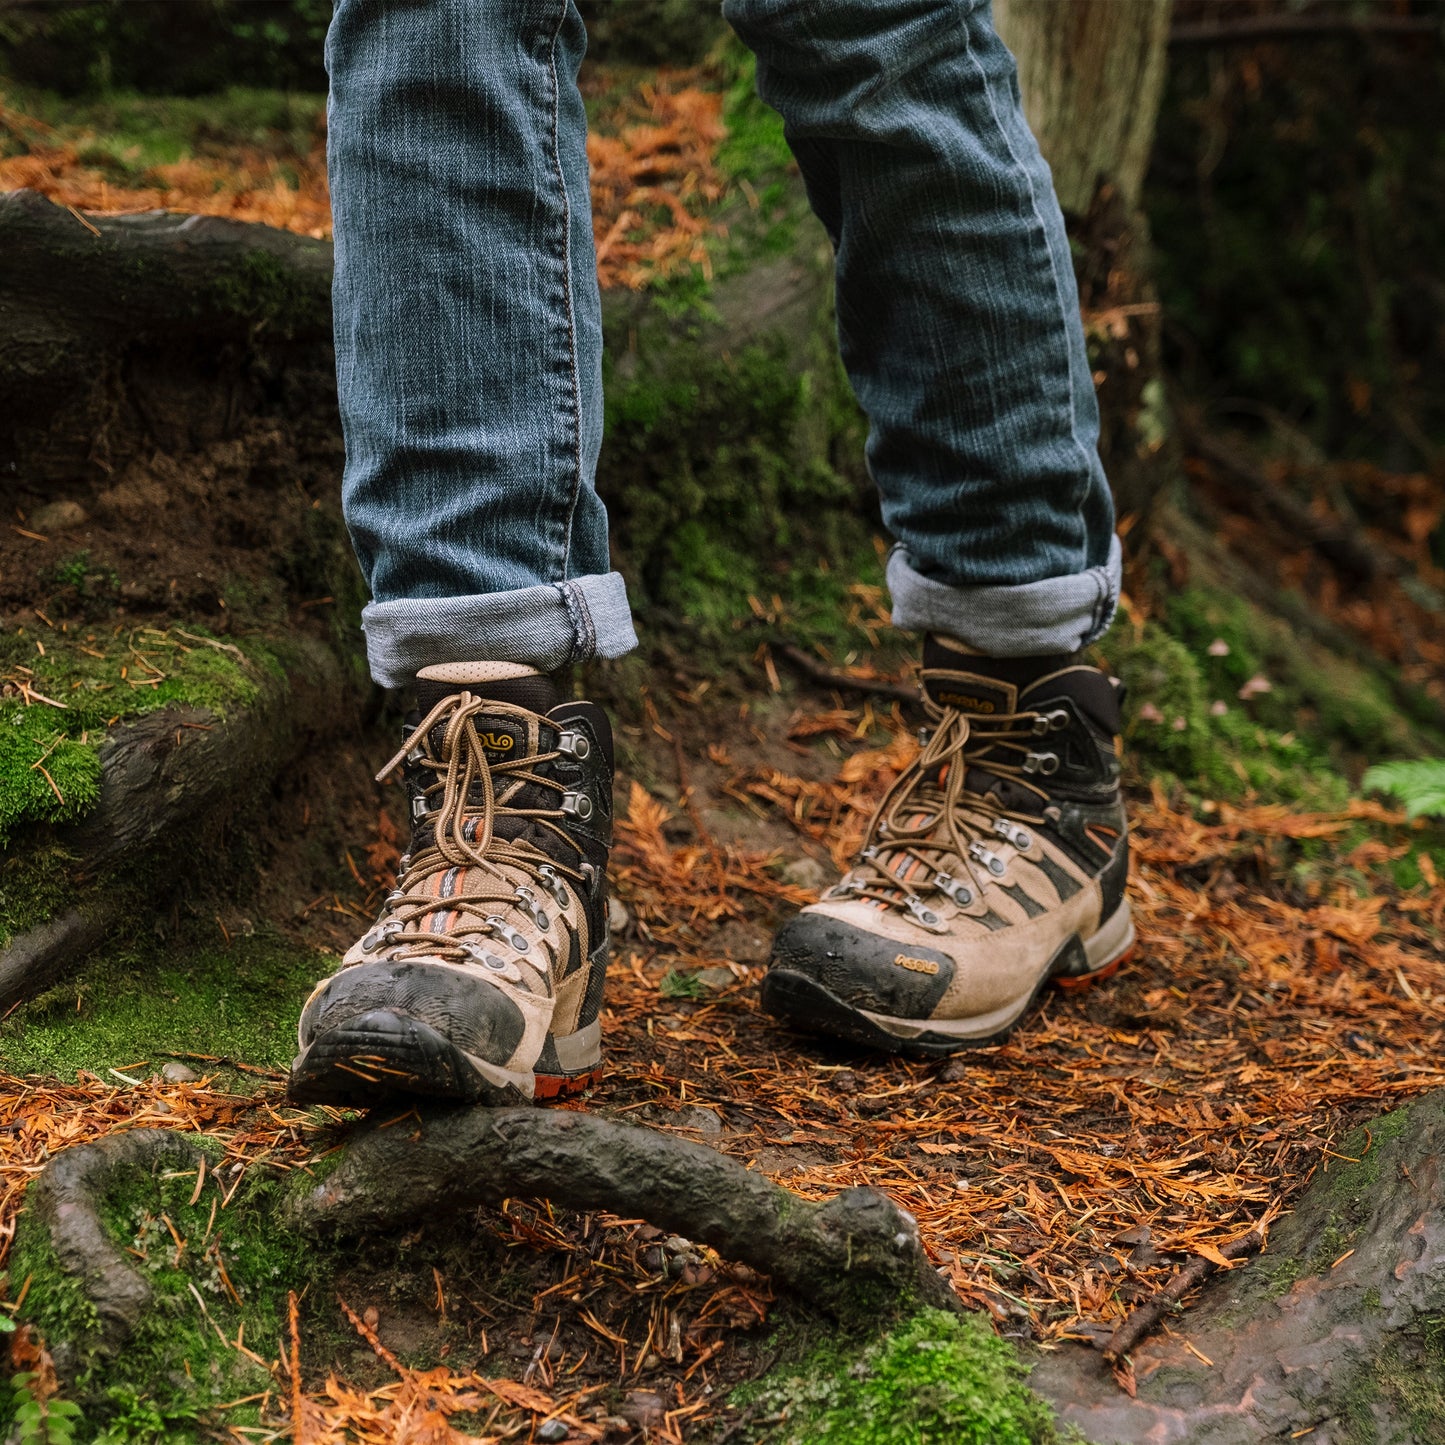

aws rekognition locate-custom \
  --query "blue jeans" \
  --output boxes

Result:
[327,0,1120,688]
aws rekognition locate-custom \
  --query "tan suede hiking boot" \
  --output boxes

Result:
[762,636,1133,1056]
[288,661,613,1107]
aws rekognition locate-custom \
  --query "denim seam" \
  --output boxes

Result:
[544,0,585,579]
[960,8,1098,575]
[556,579,595,663]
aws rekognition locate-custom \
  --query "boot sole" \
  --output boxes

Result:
[760,900,1135,1059]
[287,1008,602,1109]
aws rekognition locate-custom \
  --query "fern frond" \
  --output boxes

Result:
[1362,759,1445,819]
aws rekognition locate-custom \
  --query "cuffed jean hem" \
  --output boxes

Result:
[360,571,639,688]
[887,535,1122,657]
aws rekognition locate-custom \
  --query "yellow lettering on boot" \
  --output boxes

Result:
[894,953,940,976]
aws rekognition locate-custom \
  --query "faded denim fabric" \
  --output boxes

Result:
[327,0,1118,687]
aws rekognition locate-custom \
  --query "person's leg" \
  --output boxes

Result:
[290,0,623,1108]
[329,0,635,685]
[725,0,1132,1054]
[725,0,1118,656]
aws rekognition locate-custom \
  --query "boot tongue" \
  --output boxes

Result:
[414,661,562,715]
[921,635,1077,716]
[410,662,578,866]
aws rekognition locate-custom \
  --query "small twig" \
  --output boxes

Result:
[1170,13,1440,46]
[288,1291,305,1445]
[1103,1224,1269,1364]
[776,644,922,707]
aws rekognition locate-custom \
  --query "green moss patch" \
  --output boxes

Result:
[5,1147,329,1441]
[0,626,276,845]
[0,932,326,1082]
[736,1309,1070,1445]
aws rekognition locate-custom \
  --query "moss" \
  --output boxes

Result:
[599,324,872,648]
[1335,1335,1445,1445]
[204,242,330,335]
[0,844,81,947]
[0,931,327,1082]
[1094,613,1343,805]
[1162,586,1437,759]
[6,1145,338,1441]
[734,1309,1072,1445]
[0,626,274,847]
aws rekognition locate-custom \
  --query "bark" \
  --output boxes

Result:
[0,189,334,483]
[0,636,356,1012]
[23,1129,209,1377]
[993,0,1176,525]
[993,0,1173,217]
[1029,1091,1445,1442]
[287,1104,962,1320]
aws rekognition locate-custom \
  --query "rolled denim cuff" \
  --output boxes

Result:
[887,535,1121,656]
[361,571,639,688]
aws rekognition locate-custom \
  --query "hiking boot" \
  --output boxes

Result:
[762,636,1133,1056]
[288,661,613,1107]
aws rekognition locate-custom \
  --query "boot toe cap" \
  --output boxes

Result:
[298,959,528,1066]
[768,908,955,1017]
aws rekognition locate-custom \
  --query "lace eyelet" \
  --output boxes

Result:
[968,842,1007,877]
[557,728,592,761]
[484,915,530,952]
[536,864,571,908]
[561,790,594,821]
[514,885,550,930]
[934,872,974,907]
[360,921,401,953]
[993,820,1032,851]
[904,894,947,933]
[1023,752,1060,776]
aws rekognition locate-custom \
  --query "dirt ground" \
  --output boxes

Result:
[7,623,1445,1441]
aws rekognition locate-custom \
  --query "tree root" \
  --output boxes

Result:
[775,644,923,708]
[1029,1089,1445,1443]
[287,1104,962,1319]
[0,636,356,1012]
[23,1129,208,1375]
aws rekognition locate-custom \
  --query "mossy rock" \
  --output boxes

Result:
[729,1308,1073,1445]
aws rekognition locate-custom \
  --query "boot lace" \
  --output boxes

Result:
[355,692,589,979]
[834,697,1070,932]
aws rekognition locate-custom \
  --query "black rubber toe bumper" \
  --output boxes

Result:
[287,960,528,1108]
[287,1006,499,1107]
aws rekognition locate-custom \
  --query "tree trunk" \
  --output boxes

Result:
[993,0,1175,525]
[994,0,1172,217]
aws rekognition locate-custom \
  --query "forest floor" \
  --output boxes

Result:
[5,47,1445,1445]
[5,615,1445,1441]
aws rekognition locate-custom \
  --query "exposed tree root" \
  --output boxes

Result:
[287,1104,963,1319]
[24,1129,208,1374]
[0,636,356,1012]
[1029,1089,1445,1443]
[1,189,333,482]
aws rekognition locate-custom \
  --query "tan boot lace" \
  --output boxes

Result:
[836,697,1071,932]
[355,692,591,980]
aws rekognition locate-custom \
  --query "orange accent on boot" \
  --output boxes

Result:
[533,1064,605,1101]
[1053,946,1132,992]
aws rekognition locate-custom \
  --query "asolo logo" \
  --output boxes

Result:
[894,953,940,976]
[937,692,995,713]
[478,731,514,751]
